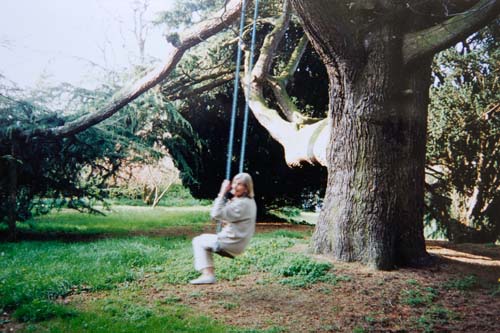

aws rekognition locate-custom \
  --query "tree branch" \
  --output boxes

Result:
[252,0,292,80]
[19,0,248,139]
[403,0,500,65]
[276,34,308,81]
[243,0,295,143]
[243,1,328,166]
[268,34,318,124]
[166,73,234,100]
[164,68,234,96]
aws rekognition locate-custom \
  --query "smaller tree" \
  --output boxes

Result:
[108,153,180,207]
[140,157,179,207]
[426,24,500,242]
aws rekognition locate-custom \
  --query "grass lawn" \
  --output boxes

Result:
[16,205,211,235]
[1,207,326,332]
[1,206,499,332]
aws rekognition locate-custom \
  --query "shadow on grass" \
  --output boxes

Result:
[0,226,205,243]
[426,241,500,284]
[427,240,500,260]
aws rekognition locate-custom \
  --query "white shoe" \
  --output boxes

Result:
[190,275,216,285]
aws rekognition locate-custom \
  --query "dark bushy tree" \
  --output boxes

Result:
[426,23,500,242]
[177,89,327,215]
[155,4,329,213]
[0,81,186,239]
[0,88,125,239]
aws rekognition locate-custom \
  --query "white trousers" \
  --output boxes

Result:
[192,233,218,271]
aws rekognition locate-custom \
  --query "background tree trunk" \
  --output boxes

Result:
[7,141,19,241]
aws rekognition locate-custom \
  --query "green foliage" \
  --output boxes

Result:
[0,68,203,230]
[123,89,204,188]
[426,23,500,242]
[154,0,225,30]
[278,257,333,288]
[401,287,438,307]
[443,275,478,291]
[0,81,137,226]
[406,279,419,286]
[13,299,77,323]
[414,306,457,333]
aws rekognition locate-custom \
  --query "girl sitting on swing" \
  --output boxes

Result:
[190,172,257,285]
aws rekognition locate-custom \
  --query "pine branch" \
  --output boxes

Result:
[18,0,249,140]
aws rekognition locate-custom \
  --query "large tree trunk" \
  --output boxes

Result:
[315,50,430,269]
[292,3,431,269]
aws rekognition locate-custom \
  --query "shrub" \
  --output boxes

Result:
[278,257,333,288]
[401,287,438,307]
[443,275,477,291]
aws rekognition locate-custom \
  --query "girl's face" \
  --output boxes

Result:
[231,178,248,197]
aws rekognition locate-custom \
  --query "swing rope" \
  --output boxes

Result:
[217,0,259,235]
[239,0,259,173]
[225,0,247,180]
[225,0,260,179]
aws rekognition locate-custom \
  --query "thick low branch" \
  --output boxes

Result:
[268,34,316,124]
[252,1,291,80]
[403,0,500,65]
[276,34,308,81]
[243,0,328,166]
[19,0,247,139]
[267,78,297,121]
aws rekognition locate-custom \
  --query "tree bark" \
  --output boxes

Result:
[7,141,19,241]
[310,36,431,268]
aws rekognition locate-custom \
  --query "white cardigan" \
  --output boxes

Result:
[210,196,257,255]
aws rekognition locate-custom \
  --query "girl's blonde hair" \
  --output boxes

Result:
[233,172,255,198]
